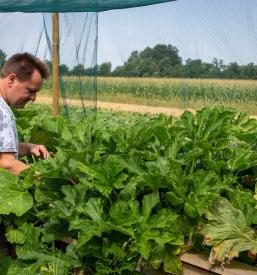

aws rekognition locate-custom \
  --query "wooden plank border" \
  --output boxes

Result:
[180,253,257,275]
[145,253,257,275]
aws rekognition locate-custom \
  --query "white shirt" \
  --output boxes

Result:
[0,97,19,159]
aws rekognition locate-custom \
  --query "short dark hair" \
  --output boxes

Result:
[0,52,50,81]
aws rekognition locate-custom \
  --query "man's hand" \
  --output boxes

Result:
[28,144,50,160]
[19,143,50,159]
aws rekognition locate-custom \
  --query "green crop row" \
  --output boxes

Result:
[2,105,257,274]
[43,76,257,104]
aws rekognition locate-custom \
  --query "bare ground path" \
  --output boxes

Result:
[36,96,195,117]
[36,96,257,119]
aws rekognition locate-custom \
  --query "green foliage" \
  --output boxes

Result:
[1,106,257,274]
[113,44,182,77]
[113,45,257,79]
[0,168,33,216]
[99,62,112,76]
[59,64,70,76]
[42,44,257,79]
[43,76,257,109]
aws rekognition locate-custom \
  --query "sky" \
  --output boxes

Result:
[98,0,257,67]
[0,0,257,68]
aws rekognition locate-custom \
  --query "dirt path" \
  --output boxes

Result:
[36,96,195,117]
[36,96,257,119]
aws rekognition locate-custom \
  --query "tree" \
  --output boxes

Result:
[0,49,6,69]
[152,44,182,67]
[112,44,182,77]
[109,43,257,79]
[243,63,257,79]
[159,56,174,76]
[170,64,184,77]
[98,62,112,76]
[122,51,141,77]
[84,67,95,76]
[70,64,85,76]
[112,66,124,76]
[139,47,152,59]
[59,64,69,76]
[183,59,204,78]
[127,51,139,63]
[223,62,242,79]
[138,59,159,77]
[218,59,226,71]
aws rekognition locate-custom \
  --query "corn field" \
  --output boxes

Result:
[43,76,257,105]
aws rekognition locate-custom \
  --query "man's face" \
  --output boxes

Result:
[7,70,43,109]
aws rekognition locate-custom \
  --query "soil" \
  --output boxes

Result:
[36,96,257,119]
[36,96,196,117]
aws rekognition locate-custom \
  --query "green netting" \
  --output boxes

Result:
[0,0,257,117]
[42,13,98,116]
[0,12,98,117]
[0,0,176,117]
[0,0,175,13]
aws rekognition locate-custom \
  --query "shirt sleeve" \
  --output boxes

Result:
[0,109,18,153]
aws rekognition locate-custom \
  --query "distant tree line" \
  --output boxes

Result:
[111,45,257,79]
[1,46,256,79]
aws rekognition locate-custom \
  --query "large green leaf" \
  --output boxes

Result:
[0,169,33,216]
[149,245,182,274]
[7,261,42,275]
[110,200,141,226]
[142,193,159,221]
[16,224,80,273]
[0,252,12,274]
[76,222,110,248]
[229,188,257,225]
[5,223,29,244]
[203,199,257,265]
[139,208,183,259]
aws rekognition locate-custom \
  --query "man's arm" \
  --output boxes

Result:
[19,143,50,159]
[0,152,28,176]
[0,144,50,176]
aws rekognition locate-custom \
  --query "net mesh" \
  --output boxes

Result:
[0,0,256,116]
[0,0,175,12]
[0,12,98,117]
[42,13,98,116]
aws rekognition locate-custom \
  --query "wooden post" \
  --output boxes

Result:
[52,13,59,116]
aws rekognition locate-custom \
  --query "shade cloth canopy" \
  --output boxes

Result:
[0,0,175,13]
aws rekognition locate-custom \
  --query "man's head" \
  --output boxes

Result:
[0,53,50,108]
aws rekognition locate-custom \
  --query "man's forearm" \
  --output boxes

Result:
[0,159,29,176]
[19,143,31,157]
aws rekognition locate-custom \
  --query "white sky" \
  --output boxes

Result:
[0,0,256,68]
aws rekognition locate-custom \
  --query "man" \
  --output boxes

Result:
[0,52,50,176]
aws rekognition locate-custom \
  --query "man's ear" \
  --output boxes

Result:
[7,73,16,88]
